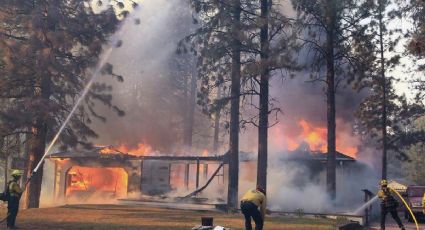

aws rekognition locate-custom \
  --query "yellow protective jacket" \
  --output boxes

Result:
[8,181,23,197]
[422,193,425,214]
[378,188,398,209]
[241,189,267,219]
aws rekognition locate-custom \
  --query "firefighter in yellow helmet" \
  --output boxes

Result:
[240,186,267,230]
[7,170,23,229]
[378,180,405,230]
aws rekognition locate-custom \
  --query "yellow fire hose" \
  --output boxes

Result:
[389,187,419,230]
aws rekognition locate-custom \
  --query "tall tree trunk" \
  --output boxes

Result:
[20,131,31,192]
[257,0,270,191]
[325,0,337,200]
[183,73,197,148]
[0,137,5,188]
[183,75,196,148]
[227,0,241,210]
[189,74,197,146]
[213,86,223,152]
[378,0,387,180]
[24,121,47,208]
[24,75,51,208]
[4,154,8,188]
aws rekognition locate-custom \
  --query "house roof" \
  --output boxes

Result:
[285,150,356,162]
[237,146,356,163]
[49,146,226,163]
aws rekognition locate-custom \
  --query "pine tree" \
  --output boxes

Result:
[292,0,373,199]
[0,0,127,208]
[186,0,297,205]
[356,0,425,179]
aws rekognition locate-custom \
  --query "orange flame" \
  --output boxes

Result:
[99,143,153,156]
[66,166,128,198]
[297,120,328,152]
[202,149,209,157]
[271,119,358,158]
[170,164,186,190]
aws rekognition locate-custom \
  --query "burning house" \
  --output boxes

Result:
[47,141,361,209]
[48,146,227,203]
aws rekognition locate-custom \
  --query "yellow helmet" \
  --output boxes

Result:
[11,169,23,177]
[380,179,388,186]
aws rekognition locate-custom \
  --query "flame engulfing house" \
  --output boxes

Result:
[48,147,227,202]
[48,143,358,204]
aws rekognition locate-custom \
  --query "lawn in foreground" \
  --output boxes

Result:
[0,204,336,229]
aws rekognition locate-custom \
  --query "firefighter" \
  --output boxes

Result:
[240,186,267,230]
[378,180,405,230]
[7,169,23,229]
[422,192,425,215]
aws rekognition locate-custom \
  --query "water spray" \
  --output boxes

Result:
[352,195,379,215]
[25,6,140,186]
[31,47,114,178]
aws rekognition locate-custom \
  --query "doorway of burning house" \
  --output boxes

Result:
[64,166,129,201]
[50,158,140,203]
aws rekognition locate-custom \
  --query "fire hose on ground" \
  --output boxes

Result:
[388,187,419,230]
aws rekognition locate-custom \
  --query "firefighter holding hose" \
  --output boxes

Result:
[7,170,23,229]
[378,180,405,230]
[240,186,267,230]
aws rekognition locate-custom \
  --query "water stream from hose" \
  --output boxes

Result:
[351,195,378,215]
[32,46,115,175]
[30,6,140,177]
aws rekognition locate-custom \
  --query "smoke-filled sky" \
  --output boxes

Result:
[87,0,417,163]
[91,0,195,151]
[91,0,371,159]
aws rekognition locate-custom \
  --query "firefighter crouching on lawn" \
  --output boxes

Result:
[240,186,267,230]
[378,180,405,230]
[7,170,23,229]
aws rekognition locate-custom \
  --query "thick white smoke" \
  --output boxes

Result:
[39,0,384,214]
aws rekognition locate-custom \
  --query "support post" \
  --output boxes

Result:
[53,160,58,201]
[196,159,200,189]
[185,164,189,190]
[362,189,373,226]
[204,164,208,181]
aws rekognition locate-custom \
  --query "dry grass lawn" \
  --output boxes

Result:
[0,204,336,230]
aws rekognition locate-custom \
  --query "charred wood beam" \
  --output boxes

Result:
[138,155,225,162]
[182,163,225,199]
[50,154,226,162]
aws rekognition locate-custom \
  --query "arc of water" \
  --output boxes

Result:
[29,5,141,180]
[32,47,114,175]
[352,195,379,215]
